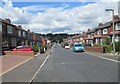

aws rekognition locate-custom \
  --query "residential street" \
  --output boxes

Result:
[33,44,118,82]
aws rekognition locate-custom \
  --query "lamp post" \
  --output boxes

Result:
[105,9,115,57]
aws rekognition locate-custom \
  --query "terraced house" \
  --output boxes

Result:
[1,18,43,51]
[84,15,120,46]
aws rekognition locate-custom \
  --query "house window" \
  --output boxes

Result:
[2,39,9,48]
[7,25,13,34]
[23,31,26,37]
[115,35,119,42]
[116,23,120,30]
[97,30,101,35]
[103,29,108,34]
[18,30,21,37]
[28,34,31,39]
[11,38,16,47]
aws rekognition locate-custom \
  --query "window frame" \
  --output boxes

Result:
[103,28,108,34]
[7,25,13,34]
[116,23,120,30]
[18,30,21,37]
[97,30,101,35]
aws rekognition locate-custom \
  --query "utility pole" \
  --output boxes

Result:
[105,9,115,57]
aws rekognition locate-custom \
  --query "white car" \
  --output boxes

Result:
[65,45,70,49]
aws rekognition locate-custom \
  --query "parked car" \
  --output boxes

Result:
[72,44,85,52]
[11,45,33,51]
[65,44,70,49]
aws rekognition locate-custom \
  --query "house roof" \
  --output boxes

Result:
[95,21,112,30]
[87,29,95,34]
[94,18,120,30]
[0,18,16,27]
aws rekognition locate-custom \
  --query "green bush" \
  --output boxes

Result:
[102,38,111,46]
[94,44,101,46]
[32,45,39,52]
[103,45,113,53]
[40,45,46,49]
[40,45,46,54]
[115,41,120,52]
[65,42,69,46]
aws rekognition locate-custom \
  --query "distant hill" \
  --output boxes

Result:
[40,33,74,43]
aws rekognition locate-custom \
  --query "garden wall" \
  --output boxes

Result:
[4,51,34,57]
[85,46,104,53]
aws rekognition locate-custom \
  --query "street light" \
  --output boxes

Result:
[105,9,115,57]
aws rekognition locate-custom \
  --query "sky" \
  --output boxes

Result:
[0,0,119,34]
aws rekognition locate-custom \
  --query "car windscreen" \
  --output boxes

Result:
[74,44,82,46]
[16,46,24,49]
[16,46,30,49]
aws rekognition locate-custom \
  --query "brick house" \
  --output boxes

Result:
[84,29,95,46]
[27,29,33,46]
[35,34,42,47]
[17,25,28,46]
[94,16,120,45]
[84,15,120,46]
[94,22,112,45]
[41,37,46,46]
[1,18,43,51]
[27,30,37,46]
[108,17,120,43]
[63,33,84,45]
[1,19,19,50]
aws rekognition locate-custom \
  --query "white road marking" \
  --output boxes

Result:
[29,54,50,83]
[29,48,54,83]
[85,52,119,63]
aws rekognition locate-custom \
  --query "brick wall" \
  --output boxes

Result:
[108,25,113,35]
[85,46,104,53]
[4,51,35,57]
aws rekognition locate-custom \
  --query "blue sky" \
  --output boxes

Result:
[2,1,95,13]
[12,2,94,8]
[0,0,118,34]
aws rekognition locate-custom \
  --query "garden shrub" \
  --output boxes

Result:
[103,45,113,53]
[32,45,39,52]
[40,45,46,54]
[115,41,120,52]
[94,44,101,46]
[102,38,111,45]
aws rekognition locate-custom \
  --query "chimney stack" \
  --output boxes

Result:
[18,25,22,29]
[113,15,119,20]
[5,19,11,23]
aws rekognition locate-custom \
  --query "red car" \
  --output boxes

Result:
[12,45,33,51]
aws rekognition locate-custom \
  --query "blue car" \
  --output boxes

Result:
[72,44,85,52]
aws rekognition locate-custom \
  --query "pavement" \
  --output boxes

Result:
[1,48,52,83]
[0,55,33,76]
[33,45,118,82]
[85,51,120,61]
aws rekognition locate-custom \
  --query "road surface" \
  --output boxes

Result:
[33,45,118,82]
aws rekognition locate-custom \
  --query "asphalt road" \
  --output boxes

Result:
[33,44,118,82]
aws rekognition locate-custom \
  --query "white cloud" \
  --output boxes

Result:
[0,0,119,34]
